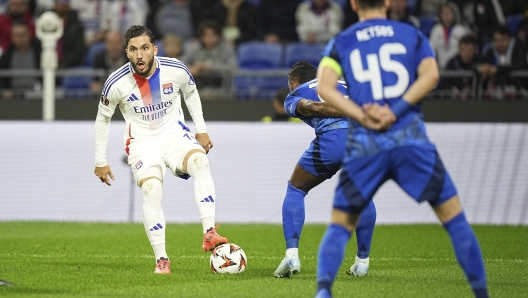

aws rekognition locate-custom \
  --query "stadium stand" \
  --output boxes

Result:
[506,14,523,34]
[84,42,105,67]
[284,42,326,67]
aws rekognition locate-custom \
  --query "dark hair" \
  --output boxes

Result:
[288,61,317,85]
[275,88,290,104]
[124,25,155,47]
[198,20,221,37]
[11,20,30,29]
[493,25,512,37]
[357,0,385,9]
[459,35,477,47]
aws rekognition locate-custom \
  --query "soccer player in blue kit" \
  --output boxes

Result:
[314,0,488,297]
[274,61,377,278]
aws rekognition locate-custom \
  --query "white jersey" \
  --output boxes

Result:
[97,57,205,146]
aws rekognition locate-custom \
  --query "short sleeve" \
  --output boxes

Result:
[284,91,303,118]
[415,30,436,67]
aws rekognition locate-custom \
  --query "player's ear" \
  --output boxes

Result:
[351,0,358,12]
[385,0,391,9]
[154,45,158,56]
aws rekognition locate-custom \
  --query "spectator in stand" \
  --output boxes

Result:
[186,20,238,89]
[295,0,343,44]
[156,0,194,41]
[478,25,528,97]
[262,88,301,122]
[473,0,503,45]
[0,0,35,53]
[0,22,41,99]
[100,0,149,35]
[90,30,126,92]
[495,0,528,17]
[414,0,446,17]
[256,0,301,43]
[443,35,479,99]
[517,11,528,48]
[69,0,104,46]
[387,0,420,28]
[429,3,468,69]
[54,0,85,68]
[162,34,186,61]
[211,0,255,45]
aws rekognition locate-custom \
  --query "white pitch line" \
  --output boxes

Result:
[0,253,524,263]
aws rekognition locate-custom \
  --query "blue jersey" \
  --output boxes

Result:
[322,19,436,156]
[284,79,349,135]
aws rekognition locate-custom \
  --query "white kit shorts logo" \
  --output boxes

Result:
[135,160,143,170]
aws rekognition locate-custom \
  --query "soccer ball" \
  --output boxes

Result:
[210,243,247,274]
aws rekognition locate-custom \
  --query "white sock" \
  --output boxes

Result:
[186,152,216,234]
[152,244,168,261]
[286,248,298,257]
[355,255,369,265]
[141,178,167,258]
[202,216,216,234]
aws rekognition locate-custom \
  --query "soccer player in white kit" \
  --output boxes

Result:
[93,25,228,274]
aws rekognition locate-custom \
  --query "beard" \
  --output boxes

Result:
[131,57,155,77]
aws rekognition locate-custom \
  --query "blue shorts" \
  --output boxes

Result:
[334,144,458,214]
[297,129,347,179]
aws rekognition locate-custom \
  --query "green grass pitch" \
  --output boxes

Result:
[0,222,526,297]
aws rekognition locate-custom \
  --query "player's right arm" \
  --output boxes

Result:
[296,99,345,118]
[378,31,439,122]
[94,84,120,186]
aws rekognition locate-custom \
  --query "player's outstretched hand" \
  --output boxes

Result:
[94,165,115,186]
[196,133,214,154]
[363,103,396,131]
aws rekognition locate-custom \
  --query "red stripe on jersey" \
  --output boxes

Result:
[133,73,153,106]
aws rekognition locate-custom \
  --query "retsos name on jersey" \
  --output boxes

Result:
[356,25,394,42]
[133,100,173,122]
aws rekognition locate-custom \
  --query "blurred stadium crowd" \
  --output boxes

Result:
[0,0,527,101]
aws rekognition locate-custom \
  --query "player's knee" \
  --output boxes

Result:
[186,152,210,177]
[331,208,359,232]
[141,178,162,196]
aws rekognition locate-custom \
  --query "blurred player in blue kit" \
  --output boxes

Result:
[274,61,376,278]
[314,0,488,297]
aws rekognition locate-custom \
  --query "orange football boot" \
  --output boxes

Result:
[203,224,228,252]
[154,257,171,274]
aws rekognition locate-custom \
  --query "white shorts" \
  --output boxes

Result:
[127,131,204,185]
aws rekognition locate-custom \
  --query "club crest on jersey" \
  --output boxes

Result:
[100,94,109,106]
[162,83,174,95]
[135,160,143,170]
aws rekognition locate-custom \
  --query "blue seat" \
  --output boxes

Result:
[284,42,326,67]
[238,42,283,70]
[418,15,437,37]
[506,14,523,34]
[304,0,346,8]
[62,67,93,98]
[246,0,260,6]
[84,42,105,67]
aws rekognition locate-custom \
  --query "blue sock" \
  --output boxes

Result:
[317,224,352,293]
[443,212,488,298]
[282,182,307,249]
[355,200,376,259]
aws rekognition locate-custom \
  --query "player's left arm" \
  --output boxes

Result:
[296,99,345,118]
[179,69,213,153]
